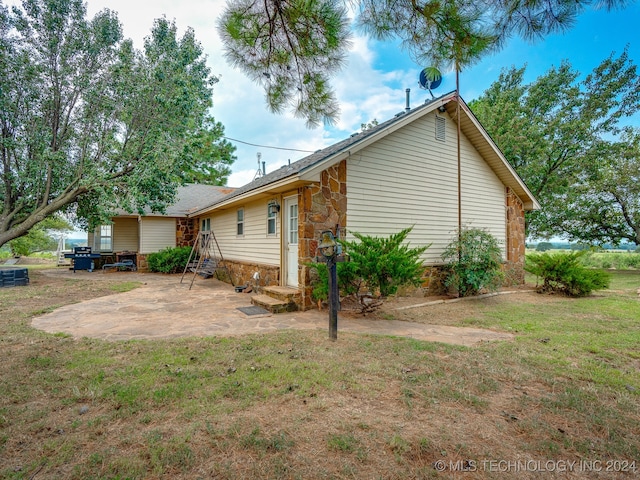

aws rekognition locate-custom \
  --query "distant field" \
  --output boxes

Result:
[526,250,640,270]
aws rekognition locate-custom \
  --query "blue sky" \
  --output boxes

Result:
[7,0,640,189]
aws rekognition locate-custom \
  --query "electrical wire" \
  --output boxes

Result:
[223,136,315,153]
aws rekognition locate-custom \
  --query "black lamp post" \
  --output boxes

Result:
[318,230,339,340]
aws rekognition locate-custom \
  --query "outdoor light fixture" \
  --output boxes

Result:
[268,201,280,215]
[318,230,337,258]
[438,105,446,113]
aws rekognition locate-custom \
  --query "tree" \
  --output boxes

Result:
[218,0,633,126]
[217,0,351,127]
[0,0,233,249]
[181,117,236,185]
[558,130,640,245]
[8,215,72,256]
[360,119,378,131]
[469,49,640,243]
[535,242,553,252]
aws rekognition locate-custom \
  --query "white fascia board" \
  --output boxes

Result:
[188,176,302,217]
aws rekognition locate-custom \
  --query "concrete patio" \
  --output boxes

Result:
[32,269,514,345]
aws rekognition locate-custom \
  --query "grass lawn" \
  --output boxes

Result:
[0,269,638,479]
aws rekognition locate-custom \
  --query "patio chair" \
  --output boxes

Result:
[102,259,137,272]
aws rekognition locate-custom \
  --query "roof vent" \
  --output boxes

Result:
[435,116,446,142]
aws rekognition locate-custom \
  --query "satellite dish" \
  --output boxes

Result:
[419,67,442,98]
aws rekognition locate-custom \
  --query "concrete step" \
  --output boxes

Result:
[251,294,297,314]
[262,286,301,304]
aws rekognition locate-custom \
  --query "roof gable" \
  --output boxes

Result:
[194,91,539,214]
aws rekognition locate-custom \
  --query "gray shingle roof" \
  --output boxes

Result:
[198,92,452,211]
[145,184,237,216]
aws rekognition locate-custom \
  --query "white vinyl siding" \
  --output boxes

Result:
[139,217,176,254]
[347,111,506,263]
[113,217,139,252]
[210,199,280,266]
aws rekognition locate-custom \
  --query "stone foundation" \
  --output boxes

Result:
[136,253,149,272]
[220,259,280,292]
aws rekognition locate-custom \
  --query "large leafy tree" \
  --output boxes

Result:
[560,131,640,244]
[0,0,234,249]
[218,0,633,126]
[470,49,640,244]
[181,117,236,185]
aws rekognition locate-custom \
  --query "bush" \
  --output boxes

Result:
[525,251,610,297]
[307,227,428,302]
[306,260,362,303]
[341,227,428,298]
[147,246,193,273]
[441,228,504,297]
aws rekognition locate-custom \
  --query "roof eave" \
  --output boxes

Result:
[189,176,311,216]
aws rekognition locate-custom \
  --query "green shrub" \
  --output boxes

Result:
[525,251,610,297]
[307,227,428,301]
[441,228,504,297]
[306,260,362,302]
[147,246,193,274]
[341,227,428,297]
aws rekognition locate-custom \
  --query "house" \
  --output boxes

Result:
[89,184,235,269]
[191,91,540,310]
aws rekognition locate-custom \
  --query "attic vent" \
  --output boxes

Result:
[435,116,446,142]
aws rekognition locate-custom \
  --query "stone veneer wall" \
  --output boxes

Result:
[298,160,348,310]
[221,260,280,291]
[136,253,149,272]
[176,218,197,247]
[505,187,526,284]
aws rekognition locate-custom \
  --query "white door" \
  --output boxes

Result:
[284,196,299,287]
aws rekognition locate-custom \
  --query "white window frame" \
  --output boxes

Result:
[99,224,113,252]
[267,205,277,235]
[288,203,298,244]
[236,208,244,236]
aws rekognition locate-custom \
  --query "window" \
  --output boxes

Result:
[435,116,446,142]
[200,218,211,248]
[99,225,113,251]
[267,205,277,235]
[289,203,298,244]
[237,208,244,236]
